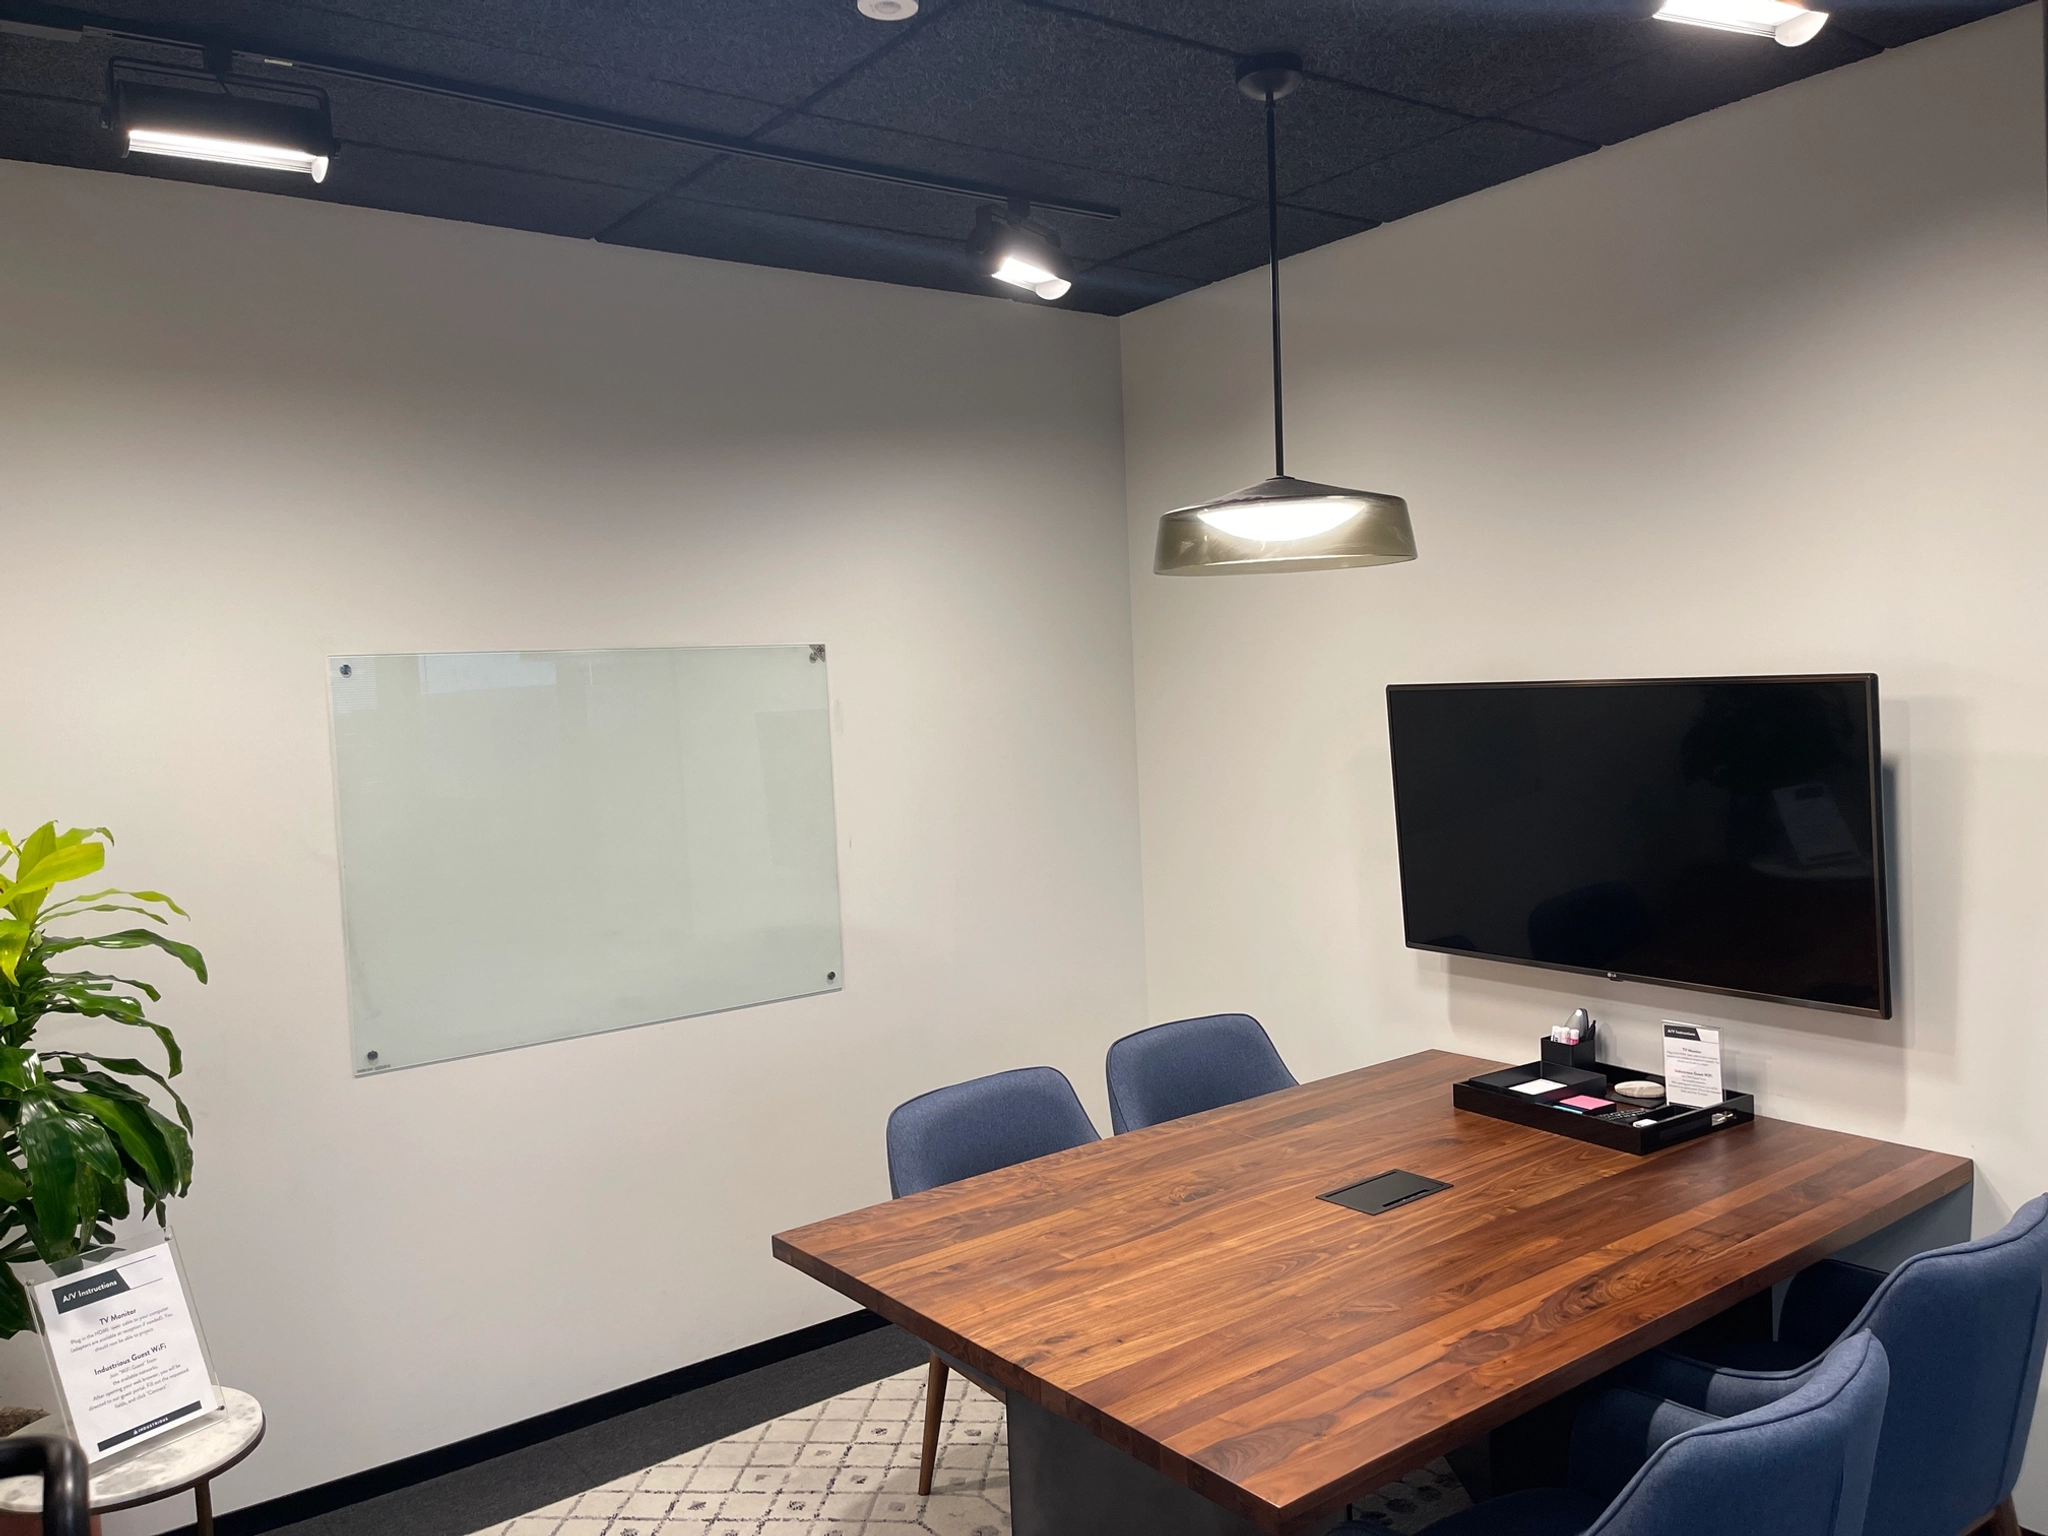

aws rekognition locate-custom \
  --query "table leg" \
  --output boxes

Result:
[1007,1393,1336,1536]
[195,1479,213,1536]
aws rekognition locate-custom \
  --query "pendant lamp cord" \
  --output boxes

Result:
[1266,90,1284,477]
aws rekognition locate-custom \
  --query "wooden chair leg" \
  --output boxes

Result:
[918,1352,949,1498]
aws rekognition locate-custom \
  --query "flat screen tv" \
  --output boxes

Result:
[1386,675,1890,1017]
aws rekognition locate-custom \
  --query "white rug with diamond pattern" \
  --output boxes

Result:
[468,1365,1468,1536]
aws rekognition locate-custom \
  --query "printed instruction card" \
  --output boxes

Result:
[33,1242,220,1461]
[1662,1021,1725,1109]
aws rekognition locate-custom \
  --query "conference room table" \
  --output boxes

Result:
[772,1049,1972,1536]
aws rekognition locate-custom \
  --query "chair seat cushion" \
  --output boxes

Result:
[1337,1488,1604,1536]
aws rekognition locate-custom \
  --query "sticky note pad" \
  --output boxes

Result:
[1511,1078,1567,1095]
[1560,1094,1613,1111]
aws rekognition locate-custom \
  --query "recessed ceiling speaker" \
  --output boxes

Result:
[857,0,918,19]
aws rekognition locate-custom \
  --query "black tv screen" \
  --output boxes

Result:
[1386,675,1890,1016]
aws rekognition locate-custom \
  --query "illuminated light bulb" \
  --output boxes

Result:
[128,127,329,180]
[1653,0,1829,46]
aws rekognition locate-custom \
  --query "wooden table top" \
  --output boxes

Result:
[773,1049,1971,1535]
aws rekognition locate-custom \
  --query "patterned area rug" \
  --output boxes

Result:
[469,1366,1469,1536]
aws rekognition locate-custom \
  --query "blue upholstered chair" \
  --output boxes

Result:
[1621,1194,2048,1536]
[1104,1013,1298,1134]
[884,1065,1100,1494]
[1343,1331,1890,1536]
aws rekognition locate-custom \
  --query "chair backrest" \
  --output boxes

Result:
[1595,1331,1889,1536]
[1104,1013,1298,1134]
[1845,1193,2048,1536]
[885,1066,1100,1198]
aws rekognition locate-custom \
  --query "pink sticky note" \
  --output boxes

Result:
[1560,1095,1613,1111]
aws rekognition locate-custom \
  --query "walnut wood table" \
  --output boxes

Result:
[773,1049,1972,1536]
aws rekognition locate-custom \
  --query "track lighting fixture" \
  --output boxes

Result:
[1653,0,1829,46]
[1153,55,1417,577]
[104,61,336,182]
[967,203,1074,302]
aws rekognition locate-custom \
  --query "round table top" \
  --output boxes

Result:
[0,1388,264,1514]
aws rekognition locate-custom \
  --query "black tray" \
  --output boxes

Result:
[1452,1060,1754,1154]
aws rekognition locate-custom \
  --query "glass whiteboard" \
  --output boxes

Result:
[328,646,843,1074]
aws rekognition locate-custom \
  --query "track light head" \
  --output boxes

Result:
[1235,52,1304,103]
[967,205,1074,302]
[104,65,336,182]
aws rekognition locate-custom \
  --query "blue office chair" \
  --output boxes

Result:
[884,1065,1100,1495]
[1619,1193,2048,1536]
[1342,1331,1890,1536]
[1104,1013,1298,1134]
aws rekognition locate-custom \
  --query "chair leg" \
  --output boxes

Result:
[918,1353,949,1498]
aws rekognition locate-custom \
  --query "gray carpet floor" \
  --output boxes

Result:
[259,1327,930,1536]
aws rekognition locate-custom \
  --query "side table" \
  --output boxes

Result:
[0,1389,264,1536]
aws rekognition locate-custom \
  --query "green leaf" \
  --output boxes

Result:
[0,1159,26,1203]
[37,903,169,927]
[5,839,107,914]
[47,969,162,1003]
[17,1095,83,1256]
[146,1107,193,1193]
[0,918,31,985]
[66,1091,174,1194]
[42,929,207,985]
[0,1263,31,1340]
[46,1054,191,1131]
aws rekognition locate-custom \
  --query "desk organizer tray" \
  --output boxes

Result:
[1452,1062,1754,1154]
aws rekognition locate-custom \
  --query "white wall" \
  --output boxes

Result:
[0,158,1147,1526]
[1122,5,2048,1520]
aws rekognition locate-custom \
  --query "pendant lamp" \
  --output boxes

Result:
[1154,56,1418,577]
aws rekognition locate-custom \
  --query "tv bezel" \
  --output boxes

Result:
[1386,673,1892,1019]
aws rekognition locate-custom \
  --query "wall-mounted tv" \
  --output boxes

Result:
[1386,675,1890,1017]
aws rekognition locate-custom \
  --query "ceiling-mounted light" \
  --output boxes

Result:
[1153,55,1417,577]
[856,0,919,17]
[104,63,336,182]
[968,202,1074,301]
[1653,0,1829,46]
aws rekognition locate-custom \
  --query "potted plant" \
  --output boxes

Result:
[0,824,200,1346]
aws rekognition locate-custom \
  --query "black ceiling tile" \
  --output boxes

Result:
[693,111,1244,264]
[319,76,718,192]
[1293,120,1593,224]
[1106,202,1372,284]
[1038,0,1679,119]
[0,88,124,172]
[1508,24,1879,145]
[62,0,933,122]
[799,1,1466,203]
[608,193,1031,296]
[1823,0,2024,50]
[303,142,656,239]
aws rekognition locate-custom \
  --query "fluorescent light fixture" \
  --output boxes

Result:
[1653,0,1829,46]
[105,75,336,183]
[126,127,328,181]
[968,204,1075,303]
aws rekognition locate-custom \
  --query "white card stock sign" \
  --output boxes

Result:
[33,1243,220,1461]
[1662,1021,1725,1108]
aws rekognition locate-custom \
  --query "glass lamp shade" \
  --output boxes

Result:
[1153,475,1418,575]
